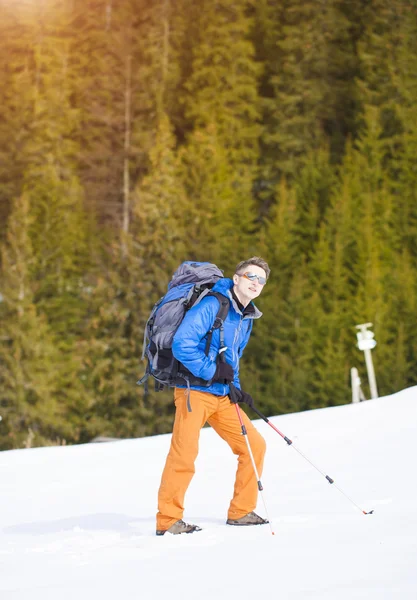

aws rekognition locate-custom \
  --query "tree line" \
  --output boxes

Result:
[1,0,416,449]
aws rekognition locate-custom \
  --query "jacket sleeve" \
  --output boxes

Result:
[172,297,219,381]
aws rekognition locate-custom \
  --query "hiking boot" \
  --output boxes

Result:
[226,511,269,526]
[156,519,202,536]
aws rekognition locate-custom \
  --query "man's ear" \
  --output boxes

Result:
[233,274,239,285]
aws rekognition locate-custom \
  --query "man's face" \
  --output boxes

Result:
[233,264,267,304]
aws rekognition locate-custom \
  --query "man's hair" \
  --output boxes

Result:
[235,256,270,280]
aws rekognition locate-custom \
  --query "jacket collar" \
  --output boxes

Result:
[212,278,262,319]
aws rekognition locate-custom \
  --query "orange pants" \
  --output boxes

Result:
[156,387,266,531]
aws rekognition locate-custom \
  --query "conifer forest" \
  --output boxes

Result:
[1,0,417,450]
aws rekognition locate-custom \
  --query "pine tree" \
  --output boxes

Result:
[176,0,262,266]
[389,5,417,259]
[290,147,336,262]
[355,0,408,136]
[243,179,300,415]
[259,0,356,184]
[15,0,96,337]
[70,0,173,229]
[14,1,100,442]
[0,1,36,239]
[178,124,258,267]
[132,113,189,284]
[327,109,414,400]
[182,0,262,167]
[78,232,179,440]
[0,195,67,449]
[78,113,188,440]
[304,221,352,408]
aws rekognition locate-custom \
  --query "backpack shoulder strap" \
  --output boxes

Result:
[204,292,230,356]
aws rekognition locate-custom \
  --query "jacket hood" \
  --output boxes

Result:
[212,278,262,319]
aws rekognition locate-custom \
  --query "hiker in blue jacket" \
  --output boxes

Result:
[156,256,270,535]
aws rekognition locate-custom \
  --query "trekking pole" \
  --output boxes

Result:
[218,334,275,534]
[229,385,275,535]
[249,404,374,516]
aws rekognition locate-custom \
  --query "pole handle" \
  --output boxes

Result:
[229,382,239,404]
[250,404,269,422]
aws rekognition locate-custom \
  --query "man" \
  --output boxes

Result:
[156,257,270,535]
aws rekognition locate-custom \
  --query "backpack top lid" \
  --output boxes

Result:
[168,261,224,290]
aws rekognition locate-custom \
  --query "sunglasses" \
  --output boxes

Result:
[239,272,267,286]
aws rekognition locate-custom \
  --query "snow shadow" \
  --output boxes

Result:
[3,513,153,536]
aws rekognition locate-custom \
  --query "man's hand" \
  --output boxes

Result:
[213,362,234,384]
[231,387,254,408]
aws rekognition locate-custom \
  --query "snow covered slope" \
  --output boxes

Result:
[1,386,416,599]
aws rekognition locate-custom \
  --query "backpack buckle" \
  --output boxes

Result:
[211,317,224,331]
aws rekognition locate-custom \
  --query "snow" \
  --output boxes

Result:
[1,386,417,600]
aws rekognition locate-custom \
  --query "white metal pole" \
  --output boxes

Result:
[356,323,378,400]
[351,367,360,403]
[364,348,378,399]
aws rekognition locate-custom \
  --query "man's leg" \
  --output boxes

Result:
[208,396,266,520]
[156,388,216,532]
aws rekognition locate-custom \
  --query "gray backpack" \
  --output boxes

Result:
[138,261,230,393]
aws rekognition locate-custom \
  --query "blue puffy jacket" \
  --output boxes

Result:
[172,278,262,396]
